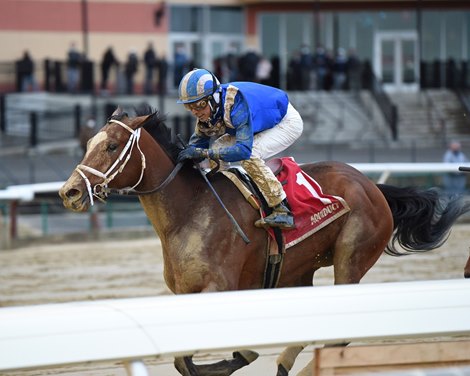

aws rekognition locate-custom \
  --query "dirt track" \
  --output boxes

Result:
[1,224,470,375]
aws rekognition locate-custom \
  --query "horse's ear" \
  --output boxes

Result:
[131,113,155,129]
[112,106,124,117]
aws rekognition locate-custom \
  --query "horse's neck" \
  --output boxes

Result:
[137,145,175,193]
[138,161,200,241]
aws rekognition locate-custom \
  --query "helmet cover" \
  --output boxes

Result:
[177,68,220,104]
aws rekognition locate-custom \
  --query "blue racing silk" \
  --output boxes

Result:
[188,82,289,162]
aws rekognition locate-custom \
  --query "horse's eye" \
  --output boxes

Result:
[107,143,118,152]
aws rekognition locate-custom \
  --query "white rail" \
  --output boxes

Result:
[0,279,469,374]
[0,181,64,201]
[0,163,466,201]
[349,162,467,184]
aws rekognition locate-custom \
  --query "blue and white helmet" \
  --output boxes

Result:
[177,68,220,104]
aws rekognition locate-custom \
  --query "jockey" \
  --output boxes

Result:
[176,68,303,230]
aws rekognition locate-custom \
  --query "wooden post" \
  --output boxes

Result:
[314,340,470,376]
[29,112,38,147]
[9,200,18,241]
[89,205,100,234]
[0,203,10,249]
[40,201,48,235]
[0,94,5,133]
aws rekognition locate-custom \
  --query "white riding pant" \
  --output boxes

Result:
[213,102,303,159]
[212,103,303,207]
[252,103,303,159]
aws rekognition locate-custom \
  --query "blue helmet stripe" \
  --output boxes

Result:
[178,69,219,103]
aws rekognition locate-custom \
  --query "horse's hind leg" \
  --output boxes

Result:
[174,356,197,376]
[174,350,259,376]
[276,344,307,376]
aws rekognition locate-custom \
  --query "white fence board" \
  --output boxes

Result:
[0,181,63,201]
[0,279,469,371]
[350,162,465,173]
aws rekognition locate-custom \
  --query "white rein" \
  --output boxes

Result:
[75,119,146,206]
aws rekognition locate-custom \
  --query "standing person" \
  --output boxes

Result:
[255,55,272,86]
[124,48,139,94]
[18,50,38,92]
[346,48,361,91]
[299,44,313,90]
[333,47,348,90]
[313,45,328,90]
[225,44,239,81]
[238,48,260,82]
[100,47,119,93]
[143,42,158,94]
[176,68,304,229]
[443,140,468,196]
[157,53,168,95]
[287,50,302,90]
[66,41,81,93]
[173,44,188,87]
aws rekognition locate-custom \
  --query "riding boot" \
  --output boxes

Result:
[258,200,295,230]
[242,157,295,230]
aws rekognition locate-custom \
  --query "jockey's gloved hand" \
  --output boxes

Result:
[177,146,209,163]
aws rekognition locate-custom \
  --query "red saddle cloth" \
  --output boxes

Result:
[268,157,350,249]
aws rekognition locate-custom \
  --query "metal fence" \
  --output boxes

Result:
[0,95,193,149]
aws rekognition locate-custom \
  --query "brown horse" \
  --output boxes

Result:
[59,106,470,376]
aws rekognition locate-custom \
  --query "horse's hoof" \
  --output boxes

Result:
[233,350,259,365]
[277,364,289,376]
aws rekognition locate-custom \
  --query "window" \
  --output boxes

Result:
[286,13,307,57]
[210,7,243,34]
[170,6,202,32]
[445,11,465,60]
[260,14,280,59]
[421,12,441,61]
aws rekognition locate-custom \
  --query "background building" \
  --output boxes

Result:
[1,0,470,93]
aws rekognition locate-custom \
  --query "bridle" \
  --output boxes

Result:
[75,119,145,205]
[75,118,182,206]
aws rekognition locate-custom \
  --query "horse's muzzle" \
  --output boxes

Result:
[59,184,90,212]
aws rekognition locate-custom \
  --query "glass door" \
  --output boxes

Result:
[374,31,419,92]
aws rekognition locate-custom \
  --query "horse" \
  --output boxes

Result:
[59,105,470,376]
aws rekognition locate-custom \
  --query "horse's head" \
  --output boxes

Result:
[59,106,156,212]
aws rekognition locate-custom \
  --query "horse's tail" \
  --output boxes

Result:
[377,184,470,256]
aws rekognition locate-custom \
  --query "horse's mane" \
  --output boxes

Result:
[113,103,182,162]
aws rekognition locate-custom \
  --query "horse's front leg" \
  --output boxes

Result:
[174,350,259,376]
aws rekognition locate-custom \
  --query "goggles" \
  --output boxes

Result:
[184,99,209,111]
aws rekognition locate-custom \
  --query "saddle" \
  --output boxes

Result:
[218,158,284,211]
